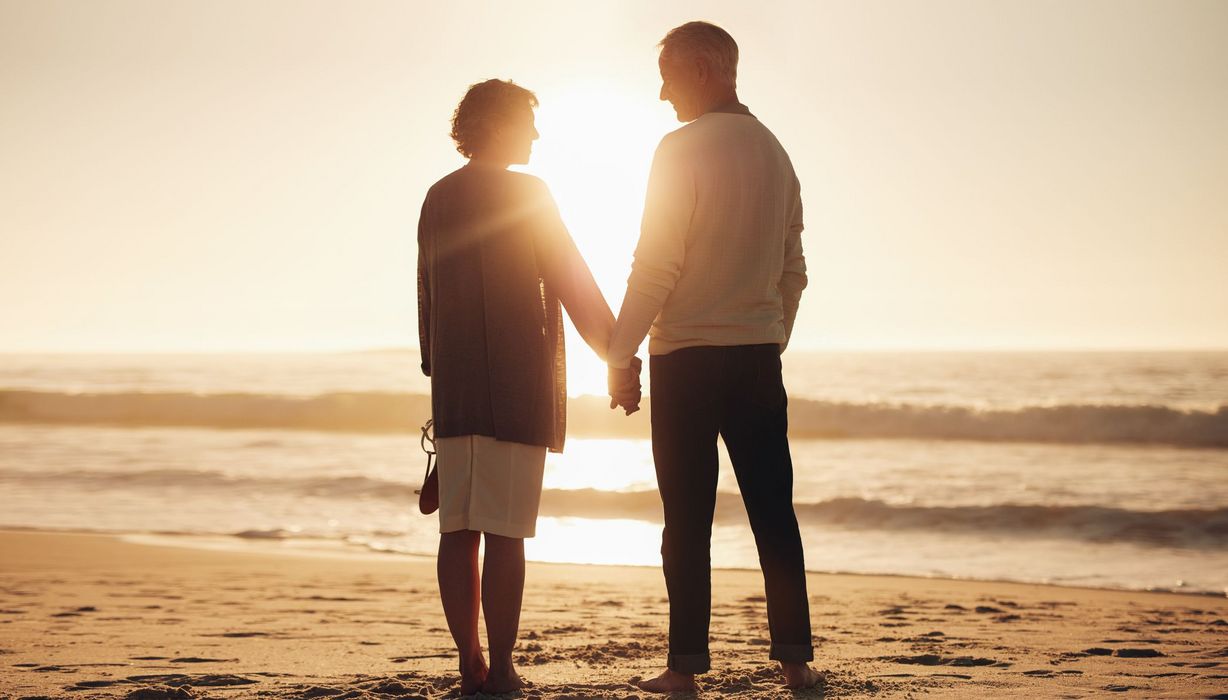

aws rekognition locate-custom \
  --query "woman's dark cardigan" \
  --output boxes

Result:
[417,163,613,453]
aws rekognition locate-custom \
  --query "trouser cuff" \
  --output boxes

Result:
[668,652,711,674]
[770,642,814,663]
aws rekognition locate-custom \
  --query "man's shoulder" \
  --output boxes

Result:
[657,115,793,171]
[653,119,721,162]
[666,113,781,148]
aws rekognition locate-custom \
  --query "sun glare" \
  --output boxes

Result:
[526,517,664,567]
[521,84,677,396]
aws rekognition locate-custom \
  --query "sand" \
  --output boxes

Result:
[1,530,1225,699]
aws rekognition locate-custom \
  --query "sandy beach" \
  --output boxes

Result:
[0,530,1224,699]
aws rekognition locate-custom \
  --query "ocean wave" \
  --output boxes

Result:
[787,400,1228,448]
[789,497,1228,548]
[0,390,431,433]
[4,466,1225,548]
[542,489,1228,548]
[1,389,1225,448]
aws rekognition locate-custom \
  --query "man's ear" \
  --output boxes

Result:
[694,56,709,85]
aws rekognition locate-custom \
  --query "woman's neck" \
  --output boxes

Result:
[468,153,509,170]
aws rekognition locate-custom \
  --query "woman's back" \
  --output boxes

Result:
[418,163,575,451]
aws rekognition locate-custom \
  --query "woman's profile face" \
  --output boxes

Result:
[493,104,539,165]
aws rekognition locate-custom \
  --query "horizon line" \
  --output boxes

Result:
[3,345,1228,356]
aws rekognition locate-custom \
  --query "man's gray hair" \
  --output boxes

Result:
[659,21,739,88]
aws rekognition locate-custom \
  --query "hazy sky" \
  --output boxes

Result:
[3,0,1226,354]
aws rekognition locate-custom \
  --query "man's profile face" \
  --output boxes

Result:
[658,49,702,123]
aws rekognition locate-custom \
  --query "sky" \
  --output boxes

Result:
[2,0,1226,355]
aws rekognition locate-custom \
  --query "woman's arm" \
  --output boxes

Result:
[529,180,615,361]
[416,197,432,377]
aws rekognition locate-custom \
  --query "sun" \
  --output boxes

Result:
[519,83,677,396]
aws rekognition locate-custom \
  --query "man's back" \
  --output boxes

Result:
[608,108,807,364]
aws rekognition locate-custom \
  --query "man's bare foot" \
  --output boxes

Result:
[637,668,697,693]
[459,655,488,696]
[780,661,823,689]
[481,667,527,695]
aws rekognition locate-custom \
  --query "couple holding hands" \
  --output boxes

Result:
[417,21,818,694]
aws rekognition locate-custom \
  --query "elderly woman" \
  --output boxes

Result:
[417,79,638,695]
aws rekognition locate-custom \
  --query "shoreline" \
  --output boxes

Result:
[6,525,1224,600]
[2,529,1226,698]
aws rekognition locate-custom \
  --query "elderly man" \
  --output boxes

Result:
[606,21,820,692]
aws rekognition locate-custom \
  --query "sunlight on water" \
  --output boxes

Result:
[525,517,663,567]
[543,439,657,491]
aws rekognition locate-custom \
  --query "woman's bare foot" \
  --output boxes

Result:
[459,654,488,696]
[481,667,528,695]
[780,661,822,689]
[637,668,697,693]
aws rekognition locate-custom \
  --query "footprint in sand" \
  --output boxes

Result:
[884,654,1003,667]
[69,680,116,689]
[1115,648,1165,658]
[125,686,195,700]
[126,673,257,687]
[51,606,97,618]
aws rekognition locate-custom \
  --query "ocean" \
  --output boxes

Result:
[1,350,1226,595]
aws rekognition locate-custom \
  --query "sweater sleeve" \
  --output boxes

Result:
[416,194,432,377]
[530,179,615,361]
[778,174,808,351]
[607,136,695,368]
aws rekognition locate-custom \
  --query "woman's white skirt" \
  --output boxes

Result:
[435,434,547,538]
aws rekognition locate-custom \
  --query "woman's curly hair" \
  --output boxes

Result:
[450,79,538,159]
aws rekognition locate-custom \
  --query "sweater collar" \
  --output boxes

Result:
[708,100,755,118]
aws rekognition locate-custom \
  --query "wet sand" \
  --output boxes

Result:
[1,530,1225,698]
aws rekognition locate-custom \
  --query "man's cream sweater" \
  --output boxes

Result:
[607,107,807,369]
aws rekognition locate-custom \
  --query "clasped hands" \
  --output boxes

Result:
[608,356,643,415]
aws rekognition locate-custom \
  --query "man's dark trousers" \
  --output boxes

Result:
[649,343,812,674]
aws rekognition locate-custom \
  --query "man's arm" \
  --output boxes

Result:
[607,136,695,369]
[778,174,807,352]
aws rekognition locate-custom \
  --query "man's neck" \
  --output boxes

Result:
[698,89,741,118]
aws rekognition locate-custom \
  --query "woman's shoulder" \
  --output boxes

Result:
[428,165,548,196]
